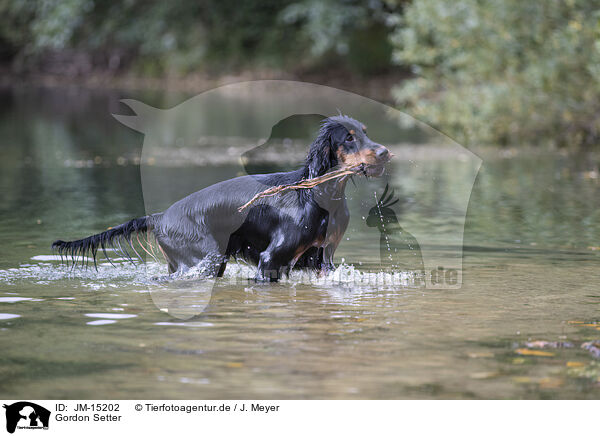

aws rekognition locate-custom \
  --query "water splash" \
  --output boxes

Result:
[0,257,164,289]
[0,254,423,293]
[375,190,393,262]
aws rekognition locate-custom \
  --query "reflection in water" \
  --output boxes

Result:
[0,86,599,399]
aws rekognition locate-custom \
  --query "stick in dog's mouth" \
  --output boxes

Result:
[238,165,363,212]
[360,151,395,177]
[238,153,394,212]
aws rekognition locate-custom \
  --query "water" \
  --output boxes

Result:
[1,86,599,399]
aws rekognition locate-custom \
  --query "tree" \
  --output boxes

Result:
[390,0,600,147]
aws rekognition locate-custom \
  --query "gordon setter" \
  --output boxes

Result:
[52,115,391,281]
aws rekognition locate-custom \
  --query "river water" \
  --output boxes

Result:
[0,86,599,399]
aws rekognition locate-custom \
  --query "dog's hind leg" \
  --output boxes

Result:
[216,259,228,277]
[295,247,322,270]
[322,244,337,274]
[155,241,182,275]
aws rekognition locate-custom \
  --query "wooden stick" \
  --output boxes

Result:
[238,165,363,212]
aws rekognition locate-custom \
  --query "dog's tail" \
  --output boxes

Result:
[51,216,153,268]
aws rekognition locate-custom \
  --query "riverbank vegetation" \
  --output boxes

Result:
[1,0,597,147]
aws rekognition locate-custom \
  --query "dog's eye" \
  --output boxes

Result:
[346,134,354,142]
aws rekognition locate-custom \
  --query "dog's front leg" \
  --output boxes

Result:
[256,255,282,282]
[320,244,337,275]
[256,231,293,282]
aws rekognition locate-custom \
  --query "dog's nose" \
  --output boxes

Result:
[376,147,389,160]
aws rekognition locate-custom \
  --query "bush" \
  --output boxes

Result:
[389,0,600,147]
[1,0,399,75]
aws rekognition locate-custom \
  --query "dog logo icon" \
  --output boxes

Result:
[366,184,424,276]
[109,80,480,300]
[3,402,50,433]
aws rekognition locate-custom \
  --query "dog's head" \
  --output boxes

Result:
[306,115,392,178]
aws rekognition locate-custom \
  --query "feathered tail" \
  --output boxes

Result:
[51,216,152,268]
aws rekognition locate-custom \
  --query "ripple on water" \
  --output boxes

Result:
[154,322,213,327]
[0,256,421,301]
[0,313,21,320]
[215,262,419,288]
[0,257,165,289]
[0,297,37,303]
[85,313,138,319]
[86,320,117,326]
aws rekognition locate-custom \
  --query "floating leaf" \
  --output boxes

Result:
[566,361,585,368]
[539,377,563,389]
[512,376,531,384]
[516,348,554,357]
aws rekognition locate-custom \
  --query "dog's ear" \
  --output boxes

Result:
[307,133,335,178]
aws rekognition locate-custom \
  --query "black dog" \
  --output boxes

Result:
[52,115,391,281]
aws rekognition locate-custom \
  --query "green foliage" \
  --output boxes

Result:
[30,0,92,50]
[1,0,311,73]
[281,0,397,74]
[390,0,600,147]
[0,1,35,60]
[0,0,396,75]
[78,0,305,73]
[281,0,366,56]
[0,0,90,61]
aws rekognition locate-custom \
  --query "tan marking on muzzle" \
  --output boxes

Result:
[337,148,387,167]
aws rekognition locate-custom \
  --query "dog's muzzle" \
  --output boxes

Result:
[365,146,392,177]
